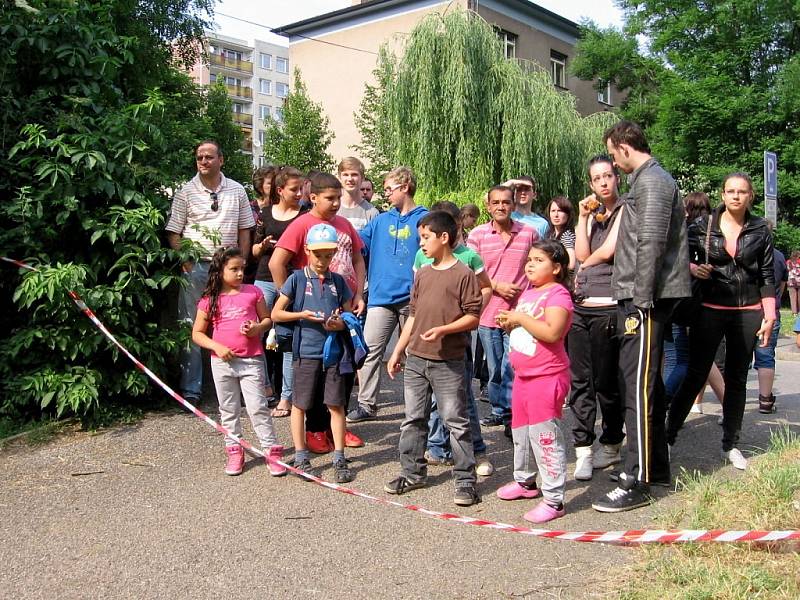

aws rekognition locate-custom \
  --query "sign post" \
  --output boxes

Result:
[764,151,777,226]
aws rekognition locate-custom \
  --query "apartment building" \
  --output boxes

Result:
[275,0,620,161]
[189,32,291,167]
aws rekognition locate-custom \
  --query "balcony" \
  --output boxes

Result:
[225,84,252,100]
[210,53,253,74]
[232,112,253,126]
[242,138,252,153]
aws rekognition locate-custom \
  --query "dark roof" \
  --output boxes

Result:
[273,0,579,37]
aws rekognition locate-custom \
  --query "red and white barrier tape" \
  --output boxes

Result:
[4,256,799,545]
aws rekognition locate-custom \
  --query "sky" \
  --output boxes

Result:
[210,0,624,46]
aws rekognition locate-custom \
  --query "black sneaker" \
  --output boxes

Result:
[294,459,319,480]
[503,423,512,439]
[333,458,354,483]
[592,485,652,513]
[609,470,671,488]
[346,406,375,423]
[480,414,504,427]
[454,484,481,506]
[384,476,426,495]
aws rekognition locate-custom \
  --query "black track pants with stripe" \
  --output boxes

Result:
[617,299,676,486]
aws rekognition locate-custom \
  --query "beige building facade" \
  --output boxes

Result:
[276,0,619,162]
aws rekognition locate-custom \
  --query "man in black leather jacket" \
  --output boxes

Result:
[592,120,691,513]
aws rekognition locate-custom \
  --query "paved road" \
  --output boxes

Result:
[2,357,798,599]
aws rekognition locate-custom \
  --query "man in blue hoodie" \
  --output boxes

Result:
[346,166,428,422]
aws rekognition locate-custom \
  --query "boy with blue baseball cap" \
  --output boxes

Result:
[272,222,355,483]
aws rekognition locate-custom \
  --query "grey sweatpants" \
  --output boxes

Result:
[511,418,567,505]
[211,356,278,449]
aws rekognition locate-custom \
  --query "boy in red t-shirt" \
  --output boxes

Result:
[269,173,366,453]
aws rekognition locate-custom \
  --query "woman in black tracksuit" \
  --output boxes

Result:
[666,172,776,470]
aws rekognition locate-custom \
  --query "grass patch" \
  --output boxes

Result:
[614,427,800,599]
[779,310,797,337]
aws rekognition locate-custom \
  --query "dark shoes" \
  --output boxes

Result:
[346,406,375,423]
[758,394,777,414]
[453,484,481,507]
[592,482,653,513]
[480,414,505,427]
[294,459,319,480]
[384,476,426,495]
[333,458,354,483]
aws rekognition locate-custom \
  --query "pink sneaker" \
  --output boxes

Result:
[496,481,541,501]
[224,445,244,476]
[265,445,287,477]
[523,501,565,524]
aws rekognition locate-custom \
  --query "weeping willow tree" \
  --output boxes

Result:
[354,9,616,202]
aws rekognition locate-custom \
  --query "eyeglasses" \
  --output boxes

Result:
[210,192,219,212]
[383,184,401,196]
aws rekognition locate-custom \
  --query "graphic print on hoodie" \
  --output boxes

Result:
[359,205,429,307]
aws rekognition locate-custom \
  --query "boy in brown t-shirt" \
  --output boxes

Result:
[385,211,483,506]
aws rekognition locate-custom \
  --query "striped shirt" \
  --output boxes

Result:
[467,219,539,328]
[165,174,254,259]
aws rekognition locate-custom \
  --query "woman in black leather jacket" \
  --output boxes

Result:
[666,172,775,470]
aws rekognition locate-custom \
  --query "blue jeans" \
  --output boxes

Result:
[427,344,486,458]
[254,279,293,401]
[663,323,689,401]
[178,262,210,398]
[477,326,512,422]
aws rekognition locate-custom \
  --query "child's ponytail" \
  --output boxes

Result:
[201,246,243,322]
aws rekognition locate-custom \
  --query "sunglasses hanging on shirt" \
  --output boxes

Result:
[210,192,219,212]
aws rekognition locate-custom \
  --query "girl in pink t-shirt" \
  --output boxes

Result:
[494,240,574,524]
[192,247,286,478]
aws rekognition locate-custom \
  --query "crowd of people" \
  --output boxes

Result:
[166,119,784,524]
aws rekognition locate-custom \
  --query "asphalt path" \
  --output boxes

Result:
[2,349,798,599]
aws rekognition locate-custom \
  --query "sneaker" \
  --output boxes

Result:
[480,414,504,427]
[593,443,622,469]
[758,394,776,414]
[717,416,725,426]
[224,445,245,476]
[497,480,541,501]
[523,500,565,524]
[478,386,489,403]
[690,403,703,414]
[265,445,287,477]
[721,448,748,470]
[294,459,319,480]
[424,450,454,467]
[475,455,495,477]
[384,476,426,495]
[346,406,375,423]
[306,431,333,454]
[344,430,365,448]
[609,470,671,488]
[592,485,652,513]
[574,445,594,481]
[333,458,354,483]
[454,484,481,506]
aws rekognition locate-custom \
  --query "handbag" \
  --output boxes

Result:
[672,215,713,327]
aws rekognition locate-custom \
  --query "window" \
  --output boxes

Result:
[276,56,289,74]
[209,73,217,83]
[224,76,242,87]
[259,104,270,121]
[550,51,567,88]
[259,79,272,95]
[499,30,517,59]
[232,102,244,114]
[258,155,265,167]
[597,80,612,105]
[259,52,272,70]
[258,130,266,146]
[276,82,289,98]
[274,107,284,122]
[224,48,242,62]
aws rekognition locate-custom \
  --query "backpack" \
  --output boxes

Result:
[275,268,347,358]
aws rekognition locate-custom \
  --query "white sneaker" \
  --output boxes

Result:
[721,448,748,470]
[574,445,594,481]
[690,403,703,414]
[717,416,724,426]
[476,456,495,477]
[593,443,622,469]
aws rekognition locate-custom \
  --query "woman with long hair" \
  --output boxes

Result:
[666,172,776,470]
